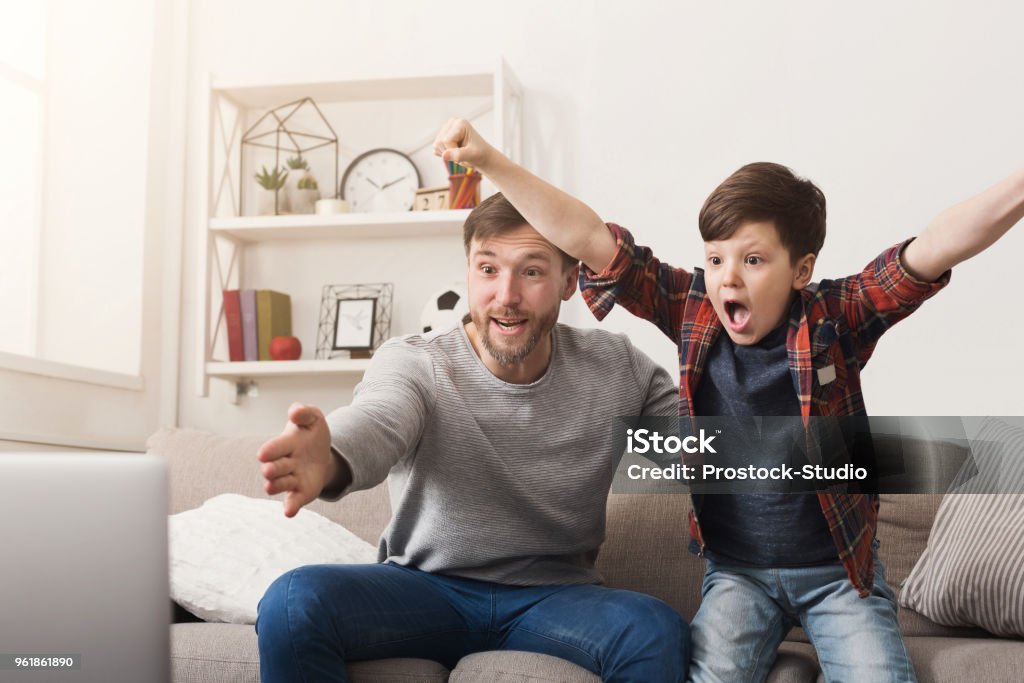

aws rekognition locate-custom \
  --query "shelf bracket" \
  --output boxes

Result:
[229,378,259,405]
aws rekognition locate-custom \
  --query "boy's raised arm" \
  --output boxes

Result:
[433,118,617,273]
[903,169,1024,282]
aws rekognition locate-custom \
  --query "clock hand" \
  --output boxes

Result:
[380,174,407,189]
[365,177,382,190]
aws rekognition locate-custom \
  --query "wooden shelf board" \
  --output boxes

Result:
[214,70,494,108]
[209,210,469,241]
[206,359,371,377]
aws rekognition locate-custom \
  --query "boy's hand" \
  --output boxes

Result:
[257,402,338,518]
[433,118,499,172]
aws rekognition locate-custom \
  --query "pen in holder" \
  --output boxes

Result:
[448,171,482,210]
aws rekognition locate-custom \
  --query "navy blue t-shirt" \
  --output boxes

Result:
[693,320,838,566]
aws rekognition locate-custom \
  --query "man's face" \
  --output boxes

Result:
[703,220,814,346]
[467,224,576,366]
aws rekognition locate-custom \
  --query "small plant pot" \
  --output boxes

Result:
[290,188,321,214]
[257,188,289,215]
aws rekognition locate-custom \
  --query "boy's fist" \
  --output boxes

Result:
[433,118,497,171]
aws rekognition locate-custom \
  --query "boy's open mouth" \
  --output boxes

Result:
[724,300,751,329]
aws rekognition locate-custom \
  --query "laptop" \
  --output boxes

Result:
[0,452,170,683]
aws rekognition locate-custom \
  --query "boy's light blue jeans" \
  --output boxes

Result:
[687,551,915,683]
[256,562,689,683]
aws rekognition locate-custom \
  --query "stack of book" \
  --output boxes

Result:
[222,290,292,361]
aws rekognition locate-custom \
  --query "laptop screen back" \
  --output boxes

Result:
[0,453,170,683]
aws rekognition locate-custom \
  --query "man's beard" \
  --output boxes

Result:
[473,308,556,367]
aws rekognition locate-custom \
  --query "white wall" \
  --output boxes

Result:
[179,0,1024,436]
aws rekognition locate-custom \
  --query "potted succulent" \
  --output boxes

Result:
[254,165,289,215]
[285,155,321,214]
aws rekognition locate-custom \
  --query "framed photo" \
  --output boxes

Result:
[315,283,393,360]
[332,297,376,350]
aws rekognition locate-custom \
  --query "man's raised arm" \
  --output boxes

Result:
[433,118,617,274]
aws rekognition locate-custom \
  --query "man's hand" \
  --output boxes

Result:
[432,116,616,272]
[433,118,499,172]
[257,402,338,518]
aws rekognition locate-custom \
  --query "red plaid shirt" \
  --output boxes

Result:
[581,223,950,596]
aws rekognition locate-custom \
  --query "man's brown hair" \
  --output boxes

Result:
[463,192,577,270]
[699,162,826,262]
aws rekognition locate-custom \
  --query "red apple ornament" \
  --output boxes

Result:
[269,336,301,360]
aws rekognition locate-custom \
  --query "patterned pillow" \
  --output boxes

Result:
[899,418,1024,637]
[169,494,377,623]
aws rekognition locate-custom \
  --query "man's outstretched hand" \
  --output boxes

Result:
[257,403,338,518]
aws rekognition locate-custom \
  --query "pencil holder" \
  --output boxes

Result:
[448,172,482,210]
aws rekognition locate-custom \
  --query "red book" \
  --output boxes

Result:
[222,289,244,362]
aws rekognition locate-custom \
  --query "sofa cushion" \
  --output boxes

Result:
[874,493,990,639]
[450,651,597,682]
[171,623,259,683]
[899,419,1024,637]
[147,427,392,544]
[347,659,451,683]
[875,493,944,591]
[169,494,376,623]
[448,643,820,683]
[598,492,704,621]
[171,623,449,683]
[902,636,1024,683]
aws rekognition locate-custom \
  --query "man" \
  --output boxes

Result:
[255,193,690,682]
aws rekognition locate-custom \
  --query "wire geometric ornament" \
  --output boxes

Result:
[241,97,339,215]
[316,283,394,359]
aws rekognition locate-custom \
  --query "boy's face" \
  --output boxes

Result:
[703,220,815,346]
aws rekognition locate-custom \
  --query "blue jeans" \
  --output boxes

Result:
[687,551,915,683]
[256,562,689,682]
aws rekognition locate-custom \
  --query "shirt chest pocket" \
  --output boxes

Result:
[810,320,846,408]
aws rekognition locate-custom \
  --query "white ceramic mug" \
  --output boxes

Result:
[315,198,351,215]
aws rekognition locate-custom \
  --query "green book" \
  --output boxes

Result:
[256,290,292,360]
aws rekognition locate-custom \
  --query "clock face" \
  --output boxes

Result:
[340,148,421,213]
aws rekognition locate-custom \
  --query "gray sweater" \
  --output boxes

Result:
[326,323,677,585]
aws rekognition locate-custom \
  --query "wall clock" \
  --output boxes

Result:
[340,148,422,213]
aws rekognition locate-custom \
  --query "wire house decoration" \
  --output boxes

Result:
[316,283,394,359]
[240,97,339,215]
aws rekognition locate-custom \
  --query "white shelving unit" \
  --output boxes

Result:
[208,209,471,242]
[197,61,522,398]
[206,358,371,377]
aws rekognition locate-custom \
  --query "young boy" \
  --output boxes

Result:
[433,118,1024,682]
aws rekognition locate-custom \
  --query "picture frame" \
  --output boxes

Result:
[332,297,376,350]
[315,283,394,360]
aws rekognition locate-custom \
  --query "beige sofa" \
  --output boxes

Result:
[151,428,1024,682]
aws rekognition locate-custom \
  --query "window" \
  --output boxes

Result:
[0,0,46,357]
[0,0,154,376]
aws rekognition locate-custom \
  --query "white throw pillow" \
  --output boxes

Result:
[169,493,378,624]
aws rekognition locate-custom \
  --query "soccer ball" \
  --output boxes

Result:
[420,284,469,335]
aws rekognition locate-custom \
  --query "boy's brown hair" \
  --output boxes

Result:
[699,162,827,263]
[463,192,577,270]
